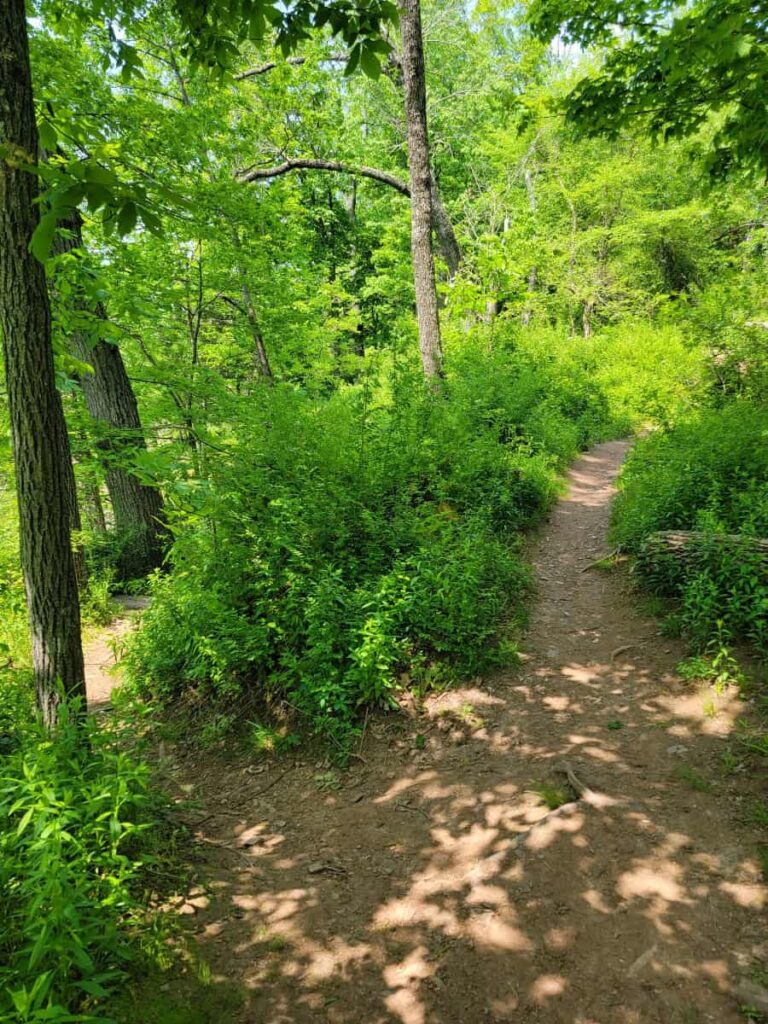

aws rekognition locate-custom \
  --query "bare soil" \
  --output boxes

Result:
[84,595,149,709]
[109,441,768,1023]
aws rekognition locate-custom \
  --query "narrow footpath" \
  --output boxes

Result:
[124,441,766,1023]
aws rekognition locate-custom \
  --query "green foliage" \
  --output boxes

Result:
[675,764,713,793]
[0,705,160,1023]
[125,341,623,743]
[613,402,768,653]
[532,780,570,810]
[528,0,768,178]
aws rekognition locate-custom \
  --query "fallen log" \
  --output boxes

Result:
[639,530,768,565]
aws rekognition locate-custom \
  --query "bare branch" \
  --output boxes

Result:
[235,54,348,81]
[236,157,411,196]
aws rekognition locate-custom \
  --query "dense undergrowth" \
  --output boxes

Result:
[123,325,687,747]
[0,316,705,1020]
[613,401,768,656]
[0,704,162,1024]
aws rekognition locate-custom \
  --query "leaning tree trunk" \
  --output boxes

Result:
[56,210,167,579]
[74,329,167,578]
[429,172,461,281]
[0,0,85,725]
[398,0,443,380]
[230,228,273,381]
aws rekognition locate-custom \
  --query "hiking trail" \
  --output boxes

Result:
[132,441,767,1022]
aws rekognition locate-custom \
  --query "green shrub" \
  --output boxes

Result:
[125,345,614,741]
[613,401,768,653]
[0,706,159,1023]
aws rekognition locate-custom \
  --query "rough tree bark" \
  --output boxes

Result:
[56,211,167,579]
[398,0,443,379]
[0,0,86,725]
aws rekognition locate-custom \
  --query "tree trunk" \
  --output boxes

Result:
[231,228,274,381]
[55,211,167,579]
[582,299,594,339]
[430,173,461,281]
[521,266,538,326]
[59,417,88,593]
[83,478,108,534]
[398,0,443,380]
[640,530,768,565]
[0,0,86,725]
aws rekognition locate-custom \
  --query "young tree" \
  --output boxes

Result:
[398,0,443,378]
[0,0,86,725]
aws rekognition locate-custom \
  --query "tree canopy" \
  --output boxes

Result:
[529,0,768,176]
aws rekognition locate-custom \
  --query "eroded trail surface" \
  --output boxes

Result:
[164,441,766,1023]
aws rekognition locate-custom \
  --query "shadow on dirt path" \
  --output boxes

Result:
[134,441,766,1023]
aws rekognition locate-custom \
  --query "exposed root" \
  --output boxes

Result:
[579,549,619,573]
[555,760,594,799]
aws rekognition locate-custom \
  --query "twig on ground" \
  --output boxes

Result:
[611,643,638,662]
[556,760,593,799]
[580,549,619,573]
[194,835,253,862]
[247,769,292,797]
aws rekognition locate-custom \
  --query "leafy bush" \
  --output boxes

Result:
[125,343,618,742]
[613,401,768,653]
[0,707,159,1023]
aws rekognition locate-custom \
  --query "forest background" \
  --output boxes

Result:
[1,0,767,1019]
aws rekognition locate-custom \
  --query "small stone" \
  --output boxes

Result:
[178,902,197,916]
[308,861,326,874]
[667,744,688,756]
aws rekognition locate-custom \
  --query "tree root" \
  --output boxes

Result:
[579,549,619,573]
[512,762,601,850]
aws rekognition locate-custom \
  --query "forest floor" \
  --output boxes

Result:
[97,441,768,1024]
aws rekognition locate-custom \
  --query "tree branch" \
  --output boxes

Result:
[235,54,348,81]
[236,157,411,196]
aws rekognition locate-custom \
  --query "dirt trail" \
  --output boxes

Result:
[158,441,766,1023]
[84,595,148,708]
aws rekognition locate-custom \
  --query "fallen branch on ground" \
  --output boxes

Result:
[580,549,619,573]
[640,530,768,565]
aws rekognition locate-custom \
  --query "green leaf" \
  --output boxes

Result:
[345,44,362,76]
[29,211,57,262]
[38,120,58,152]
[116,200,138,237]
[359,46,381,80]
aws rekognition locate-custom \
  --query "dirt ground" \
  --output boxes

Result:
[84,595,149,709]
[107,441,768,1024]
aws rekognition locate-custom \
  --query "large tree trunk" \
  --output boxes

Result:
[74,329,167,578]
[639,530,768,568]
[0,0,85,725]
[398,0,443,380]
[56,211,167,579]
[58,417,88,593]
